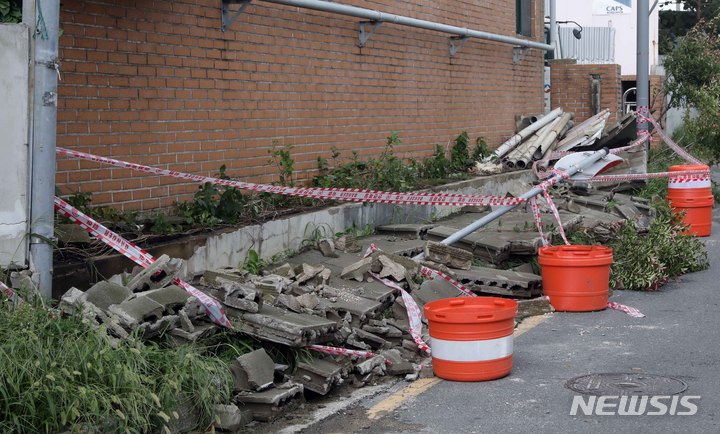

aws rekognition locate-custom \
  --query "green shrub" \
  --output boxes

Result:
[566,201,708,291]
[0,299,232,433]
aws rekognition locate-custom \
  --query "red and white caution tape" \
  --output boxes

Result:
[307,344,379,360]
[530,169,571,246]
[531,296,645,318]
[607,301,646,318]
[639,113,703,165]
[588,169,710,183]
[53,197,232,328]
[0,281,23,305]
[57,147,526,208]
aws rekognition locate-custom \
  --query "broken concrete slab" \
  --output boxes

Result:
[293,358,343,395]
[381,349,415,376]
[213,404,253,431]
[236,305,337,347]
[203,267,249,287]
[323,288,383,327]
[424,241,473,270]
[317,238,339,258]
[213,277,262,313]
[378,254,407,281]
[58,287,86,315]
[230,349,275,392]
[109,296,164,327]
[234,382,304,422]
[414,278,466,307]
[82,281,132,311]
[295,264,331,286]
[452,266,543,298]
[139,314,179,338]
[355,355,386,375]
[126,254,182,292]
[168,323,217,344]
[142,285,190,314]
[252,275,291,301]
[340,256,373,282]
[350,328,389,350]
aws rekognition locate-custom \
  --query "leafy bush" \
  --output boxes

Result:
[0,0,21,23]
[566,201,708,291]
[0,299,232,433]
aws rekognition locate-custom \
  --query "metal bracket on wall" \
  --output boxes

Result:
[449,36,469,58]
[512,46,529,64]
[222,0,253,32]
[358,20,382,47]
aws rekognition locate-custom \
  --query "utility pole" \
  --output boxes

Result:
[29,0,61,298]
[637,0,650,134]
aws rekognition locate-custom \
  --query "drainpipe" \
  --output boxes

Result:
[261,0,554,51]
[549,0,557,56]
[29,0,61,298]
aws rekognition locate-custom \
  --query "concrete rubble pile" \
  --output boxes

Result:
[54,178,654,430]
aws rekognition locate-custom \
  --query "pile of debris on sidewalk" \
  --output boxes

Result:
[56,180,654,430]
[474,109,641,176]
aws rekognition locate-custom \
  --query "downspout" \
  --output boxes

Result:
[29,0,60,298]
[549,0,557,56]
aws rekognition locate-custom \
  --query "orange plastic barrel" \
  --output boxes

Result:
[667,164,713,237]
[424,297,517,382]
[538,245,613,312]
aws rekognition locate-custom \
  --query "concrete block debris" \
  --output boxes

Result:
[230,349,275,392]
[235,382,304,421]
[424,241,473,270]
[293,358,343,395]
[126,254,182,292]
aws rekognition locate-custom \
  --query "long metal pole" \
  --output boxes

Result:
[414,148,610,259]
[262,0,554,51]
[636,0,650,134]
[549,0,557,57]
[29,0,60,298]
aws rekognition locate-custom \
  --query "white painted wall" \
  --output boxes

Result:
[551,0,660,76]
[0,24,30,267]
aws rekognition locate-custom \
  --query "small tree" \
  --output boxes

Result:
[663,16,720,160]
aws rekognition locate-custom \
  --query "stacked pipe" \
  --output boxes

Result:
[502,112,573,169]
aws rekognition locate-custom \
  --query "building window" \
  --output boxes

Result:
[516,0,532,37]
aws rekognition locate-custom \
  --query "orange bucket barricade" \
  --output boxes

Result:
[667,164,714,237]
[424,297,517,382]
[538,245,613,312]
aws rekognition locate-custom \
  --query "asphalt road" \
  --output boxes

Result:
[306,208,720,434]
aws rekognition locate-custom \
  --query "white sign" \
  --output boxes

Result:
[593,0,632,15]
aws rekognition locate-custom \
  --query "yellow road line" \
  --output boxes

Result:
[365,313,552,420]
[367,377,440,420]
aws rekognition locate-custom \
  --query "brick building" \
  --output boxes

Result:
[56,0,547,211]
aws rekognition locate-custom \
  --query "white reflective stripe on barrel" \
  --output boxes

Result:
[430,336,513,362]
[668,178,711,189]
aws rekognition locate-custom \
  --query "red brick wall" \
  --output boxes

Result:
[57,0,546,210]
[550,61,622,125]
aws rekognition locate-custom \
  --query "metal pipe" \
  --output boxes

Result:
[549,0,557,57]
[29,0,60,298]
[489,107,563,161]
[637,0,650,134]
[262,0,554,51]
[532,111,573,160]
[414,148,610,259]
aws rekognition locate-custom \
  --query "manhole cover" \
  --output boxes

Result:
[566,373,688,396]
